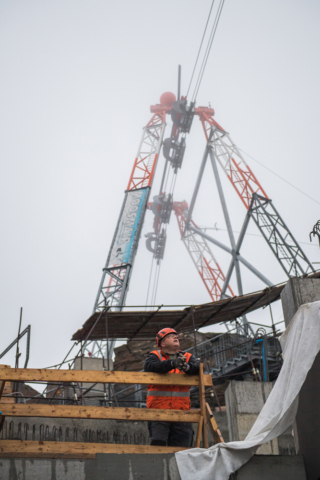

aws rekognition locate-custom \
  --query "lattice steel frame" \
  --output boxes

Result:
[203,121,314,278]
[250,193,314,277]
[173,201,234,301]
[88,111,167,357]
[93,111,167,314]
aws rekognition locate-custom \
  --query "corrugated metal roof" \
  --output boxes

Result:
[71,272,320,342]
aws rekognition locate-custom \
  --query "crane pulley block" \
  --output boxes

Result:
[163,137,186,170]
[171,100,195,133]
[145,229,167,262]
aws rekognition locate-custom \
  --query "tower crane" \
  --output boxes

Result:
[87,87,314,357]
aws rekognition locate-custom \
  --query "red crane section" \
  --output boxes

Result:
[198,112,268,210]
[127,110,167,191]
[173,201,234,301]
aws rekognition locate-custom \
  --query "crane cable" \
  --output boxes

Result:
[188,0,226,103]
[186,0,216,98]
[146,167,179,308]
[147,0,227,307]
[192,0,225,102]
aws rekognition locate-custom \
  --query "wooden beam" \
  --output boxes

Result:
[194,415,203,448]
[0,381,5,399]
[205,402,224,444]
[0,366,10,399]
[0,440,189,458]
[199,364,209,448]
[0,367,212,386]
[0,403,201,423]
[0,365,10,433]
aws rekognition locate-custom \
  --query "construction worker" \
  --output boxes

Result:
[144,328,200,447]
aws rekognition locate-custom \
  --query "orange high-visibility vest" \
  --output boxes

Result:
[147,350,192,411]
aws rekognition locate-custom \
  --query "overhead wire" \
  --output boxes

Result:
[238,147,320,206]
[199,225,318,247]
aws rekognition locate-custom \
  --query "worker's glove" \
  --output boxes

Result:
[171,357,186,370]
[180,360,190,372]
[172,355,190,372]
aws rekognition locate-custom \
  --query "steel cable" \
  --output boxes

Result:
[192,0,225,102]
[187,0,216,98]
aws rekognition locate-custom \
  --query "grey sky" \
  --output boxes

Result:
[0,1,319,369]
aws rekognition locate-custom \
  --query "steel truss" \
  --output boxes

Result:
[93,111,167,313]
[202,122,314,278]
[250,194,314,277]
[173,201,234,301]
[89,111,167,356]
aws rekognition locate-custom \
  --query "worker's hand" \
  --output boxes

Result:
[171,356,190,372]
[179,357,190,372]
[180,360,190,372]
[171,357,186,370]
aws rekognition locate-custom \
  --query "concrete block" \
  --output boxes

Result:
[94,453,181,480]
[236,454,307,480]
[0,458,86,480]
[281,277,320,327]
[225,381,279,455]
[281,277,320,479]
[236,415,278,455]
[226,381,273,414]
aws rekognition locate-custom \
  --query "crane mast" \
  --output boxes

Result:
[93,110,167,313]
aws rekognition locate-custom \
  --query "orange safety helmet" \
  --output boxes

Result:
[156,328,178,348]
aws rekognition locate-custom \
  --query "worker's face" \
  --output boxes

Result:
[161,333,180,350]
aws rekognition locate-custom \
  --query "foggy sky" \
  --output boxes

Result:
[0,0,319,369]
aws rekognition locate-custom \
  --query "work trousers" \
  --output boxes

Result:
[148,421,194,447]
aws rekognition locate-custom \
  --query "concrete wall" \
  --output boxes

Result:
[0,412,230,447]
[225,381,280,455]
[281,277,320,480]
[0,454,306,480]
[0,417,149,445]
[235,455,306,480]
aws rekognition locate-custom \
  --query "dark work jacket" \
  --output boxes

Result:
[144,350,200,375]
[144,350,200,410]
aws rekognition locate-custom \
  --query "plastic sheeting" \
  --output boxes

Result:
[176,301,320,480]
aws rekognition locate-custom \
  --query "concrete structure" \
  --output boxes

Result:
[0,454,307,480]
[72,357,113,406]
[45,357,114,406]
[0,412,230,447]
[281,277,320,480]
[225,380,295,455]
[225,381,278,454]
[0,418,149,445]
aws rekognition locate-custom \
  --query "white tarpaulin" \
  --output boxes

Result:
[176,301,320,480]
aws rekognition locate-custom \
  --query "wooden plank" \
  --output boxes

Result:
[194,415,203,448]
[0,403,201,423]
[205,403,224,444]
[0,440,189,458]
[0,384,14,404]
[0,417,4,434]
[0,366,10,433]
[0,367,212,386]
[0,366,10,399]
[0,381,5,400]
[199,364,209,449]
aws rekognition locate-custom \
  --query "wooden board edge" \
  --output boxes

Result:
[0,368,212,386]
[0,440,190,457]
